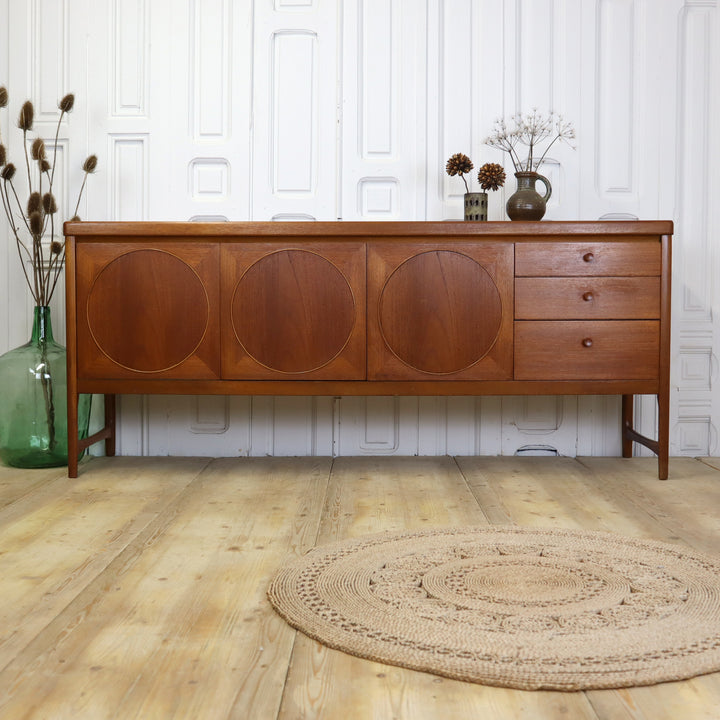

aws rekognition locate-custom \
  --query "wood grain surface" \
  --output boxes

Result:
[0,455,717,719]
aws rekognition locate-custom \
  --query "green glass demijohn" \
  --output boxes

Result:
[0,306,91,468]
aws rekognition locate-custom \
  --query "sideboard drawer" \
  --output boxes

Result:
[515,277,660,319]
[515,321,659,380]
[515,241,661,277]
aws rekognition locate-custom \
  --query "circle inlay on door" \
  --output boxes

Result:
[379,250,502,374]
[87,250,209,373]
[231,249,356,373]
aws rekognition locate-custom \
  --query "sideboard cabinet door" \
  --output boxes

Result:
[367,243,514,381]
[75,242,221,379]
[221,242,366,379]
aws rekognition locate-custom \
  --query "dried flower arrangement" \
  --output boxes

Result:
[445,153,506,193]
[0,86,97,306]
[484,109,575,173]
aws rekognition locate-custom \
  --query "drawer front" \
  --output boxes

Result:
[515,277,660,319]
[515,321,659,380]
[515,241,661,277]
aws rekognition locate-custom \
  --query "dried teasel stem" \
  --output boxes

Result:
[0,87,95,307]
[72,155,98,218]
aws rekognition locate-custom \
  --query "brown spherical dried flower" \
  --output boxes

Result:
[51,240,64,255]
[446,153,474,177]
[0,144,6,166]
[0,86,8,108]
[477,162,507,191]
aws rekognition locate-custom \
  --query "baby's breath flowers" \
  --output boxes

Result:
[485,110,575,173]
[0,87,96,306]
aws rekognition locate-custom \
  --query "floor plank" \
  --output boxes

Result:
[0,455,718,719]
[277,457,599,720]
[0,457,330,720]
[459,455,720,720]
[0,457,211,669]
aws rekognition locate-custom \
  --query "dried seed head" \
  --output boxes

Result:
[477,162,507,192]
[445,153,474,177]
[0,144,6,166]
[39,159,51,173]
[82,154,98,173]
[27,191,42,215]
[0,86,8,108]
[18,100,34,131]
[70,214,81,222]
[29,210,42,236]
[51,240,64,255]
[43,192,58,214]
[59,93,75,113]
[31,137,46,161]
[1,162,16,181]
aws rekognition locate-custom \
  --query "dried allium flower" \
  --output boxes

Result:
[31,137,46,161]
[0,86,8,108]
[1,162,16,180]
[39,159,51,173]
[446,153,474,192]
[0,144,6,166]
[446,153,473,177]
[29,210,42,235]
[82,154,98,173]
[477,163,506,192]
[59,93,75,113]
[51,240,64,255]
[27,191,42,215]
[18,100,34,131]
[43,192,58,214]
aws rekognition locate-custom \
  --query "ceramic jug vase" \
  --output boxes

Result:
[506,171,552,221]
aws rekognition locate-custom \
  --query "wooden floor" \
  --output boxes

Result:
[1,455,720,720]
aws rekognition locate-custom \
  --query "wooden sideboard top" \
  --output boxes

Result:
[64,220,674,239]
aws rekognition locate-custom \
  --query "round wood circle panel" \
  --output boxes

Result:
[379,250,502,374]
[231,249,356,373]
[87,249,209,373]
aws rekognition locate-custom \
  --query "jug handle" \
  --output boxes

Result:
[536,173,552,203]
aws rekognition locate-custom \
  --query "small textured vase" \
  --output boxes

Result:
[506,171,552,221]
[0,306,91,468]
[464,192,488,221]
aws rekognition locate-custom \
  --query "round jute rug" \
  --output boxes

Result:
[267,525,720,691]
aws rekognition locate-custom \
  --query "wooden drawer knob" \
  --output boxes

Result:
[582,291,594,302]
[583,252,595,263]
[582,338,593,348]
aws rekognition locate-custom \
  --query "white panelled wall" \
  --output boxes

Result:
[0,0,718,459]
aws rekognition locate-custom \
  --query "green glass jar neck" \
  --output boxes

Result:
[30,306,54,344]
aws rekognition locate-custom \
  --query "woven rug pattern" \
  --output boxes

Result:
[268,526,720,690]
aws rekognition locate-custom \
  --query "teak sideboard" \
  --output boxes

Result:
[64,220,672,479]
